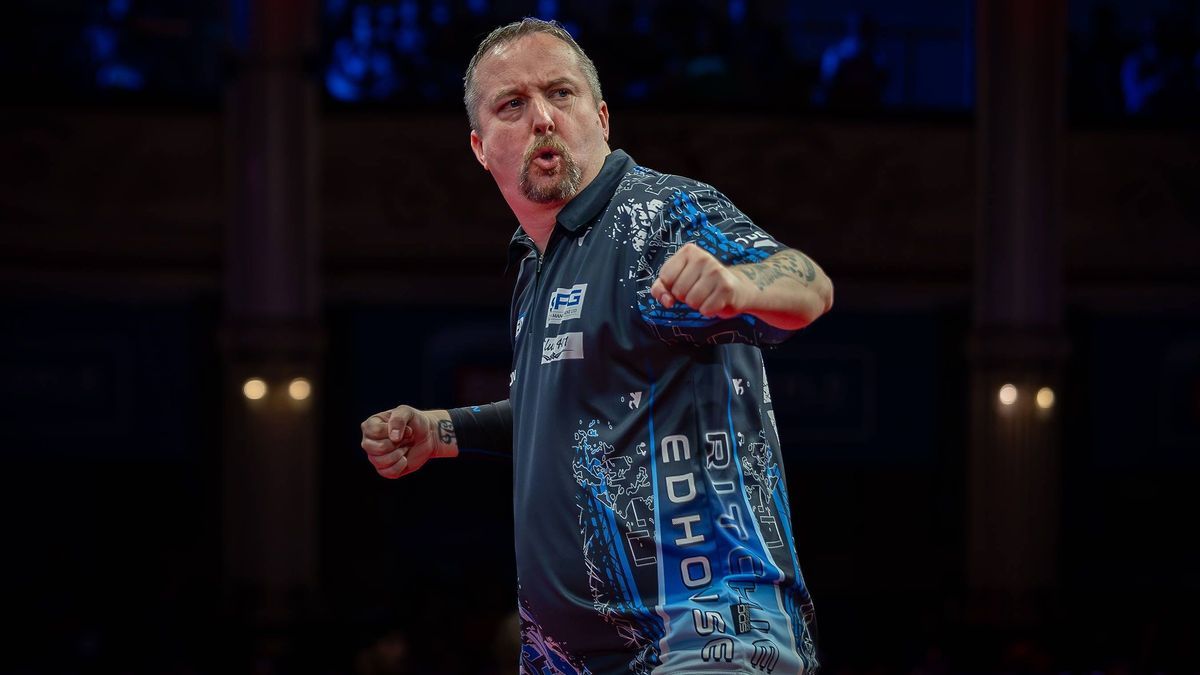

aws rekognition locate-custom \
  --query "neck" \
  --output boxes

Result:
[516,206,560,253]
[506,147,613,252]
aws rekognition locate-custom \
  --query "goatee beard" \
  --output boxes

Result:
[519,137,583,203]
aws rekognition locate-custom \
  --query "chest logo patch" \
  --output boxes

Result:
[546,283,588,326]
[732,378,745,395]
[541,332,585,364]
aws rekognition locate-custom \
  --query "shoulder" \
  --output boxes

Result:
[615,163,716,199]
[613,164,742,216]
[601,163,757,254]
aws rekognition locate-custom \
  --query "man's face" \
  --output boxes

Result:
[469,33,610,208]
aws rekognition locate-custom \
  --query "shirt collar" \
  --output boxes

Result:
[556,149,634,232]
[506,148,635,267]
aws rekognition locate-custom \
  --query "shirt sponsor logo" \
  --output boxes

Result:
[629,391,643,410]
[735,230,775,248]
[541,332,584,364]
[546,283,587,326]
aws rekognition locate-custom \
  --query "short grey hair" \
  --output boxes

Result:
[463,18,604,131]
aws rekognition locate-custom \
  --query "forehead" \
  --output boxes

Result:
[474,33,586,92]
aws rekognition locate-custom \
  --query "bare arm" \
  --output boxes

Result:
[651,244,834,331]
[732,248,834,330]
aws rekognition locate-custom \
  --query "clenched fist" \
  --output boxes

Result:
[360,405,455,479]
[650,242,754,318]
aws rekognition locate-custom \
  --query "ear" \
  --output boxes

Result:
[470,130,489,170]
[597,100,610,142]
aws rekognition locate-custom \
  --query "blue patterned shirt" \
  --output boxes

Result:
[506,150,818,675]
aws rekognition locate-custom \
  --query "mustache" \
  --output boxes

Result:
[522,136,571,165]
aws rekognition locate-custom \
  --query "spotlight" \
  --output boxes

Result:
[242,378,267,400]
[288,377,312,401]
[1036,387,1055,409]
[999,384,1018,406]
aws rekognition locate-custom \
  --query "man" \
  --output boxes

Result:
[360,18,833,674]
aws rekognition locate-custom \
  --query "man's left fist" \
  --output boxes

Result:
[651,243,752,318]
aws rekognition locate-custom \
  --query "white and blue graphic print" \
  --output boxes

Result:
[645,375,814,673]
[519,597,593,675]
[611,196,666,253]
[612,180,793,347]
[572,420,664,674]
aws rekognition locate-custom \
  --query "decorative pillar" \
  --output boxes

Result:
[968,0,1069,627]
[221,0,322,630]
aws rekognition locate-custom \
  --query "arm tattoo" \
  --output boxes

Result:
[437,419,456,445]
[737,249,818,291]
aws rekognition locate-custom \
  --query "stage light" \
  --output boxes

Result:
[1036,387,1055,409]
[243,378,267,400]
[288,377,312,401]
[999,384,1018,406]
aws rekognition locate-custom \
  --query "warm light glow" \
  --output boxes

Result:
[243,378,267,400]
[999,384,1018,406]
[288,377,312,401]
[1036,387,1055,409]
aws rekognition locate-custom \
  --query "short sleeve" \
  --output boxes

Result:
[636,186,796,346]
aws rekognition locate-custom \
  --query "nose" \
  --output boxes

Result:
[530,95,556,135]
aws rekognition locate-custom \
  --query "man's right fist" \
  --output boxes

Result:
[360,405,439,479]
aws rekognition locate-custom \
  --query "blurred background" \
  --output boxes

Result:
[1,0,1198,673]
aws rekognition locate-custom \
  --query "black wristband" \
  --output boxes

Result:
[447,400,513,456]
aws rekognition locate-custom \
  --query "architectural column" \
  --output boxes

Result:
[968,0,1069,627]
[221,0,322,628]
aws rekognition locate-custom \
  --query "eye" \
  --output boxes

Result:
[502,98,523,111]
[552,88,571,98]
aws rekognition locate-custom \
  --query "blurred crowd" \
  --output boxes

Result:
[5,0,1200,120]
[322,0,809,108]
[1070,3,1200,121]
[323,0,1200,119]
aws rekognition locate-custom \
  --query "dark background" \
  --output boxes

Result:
[1,0,1198,673]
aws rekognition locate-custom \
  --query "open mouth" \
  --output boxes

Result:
[531,148,561,169]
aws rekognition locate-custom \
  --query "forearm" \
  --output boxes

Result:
[734,249,834,330]
[445,399,514,456]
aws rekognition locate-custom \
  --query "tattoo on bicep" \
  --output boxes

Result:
[438,420,455,445]
[738,250,817,290]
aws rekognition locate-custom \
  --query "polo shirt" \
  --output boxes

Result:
[505,149,818,674]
